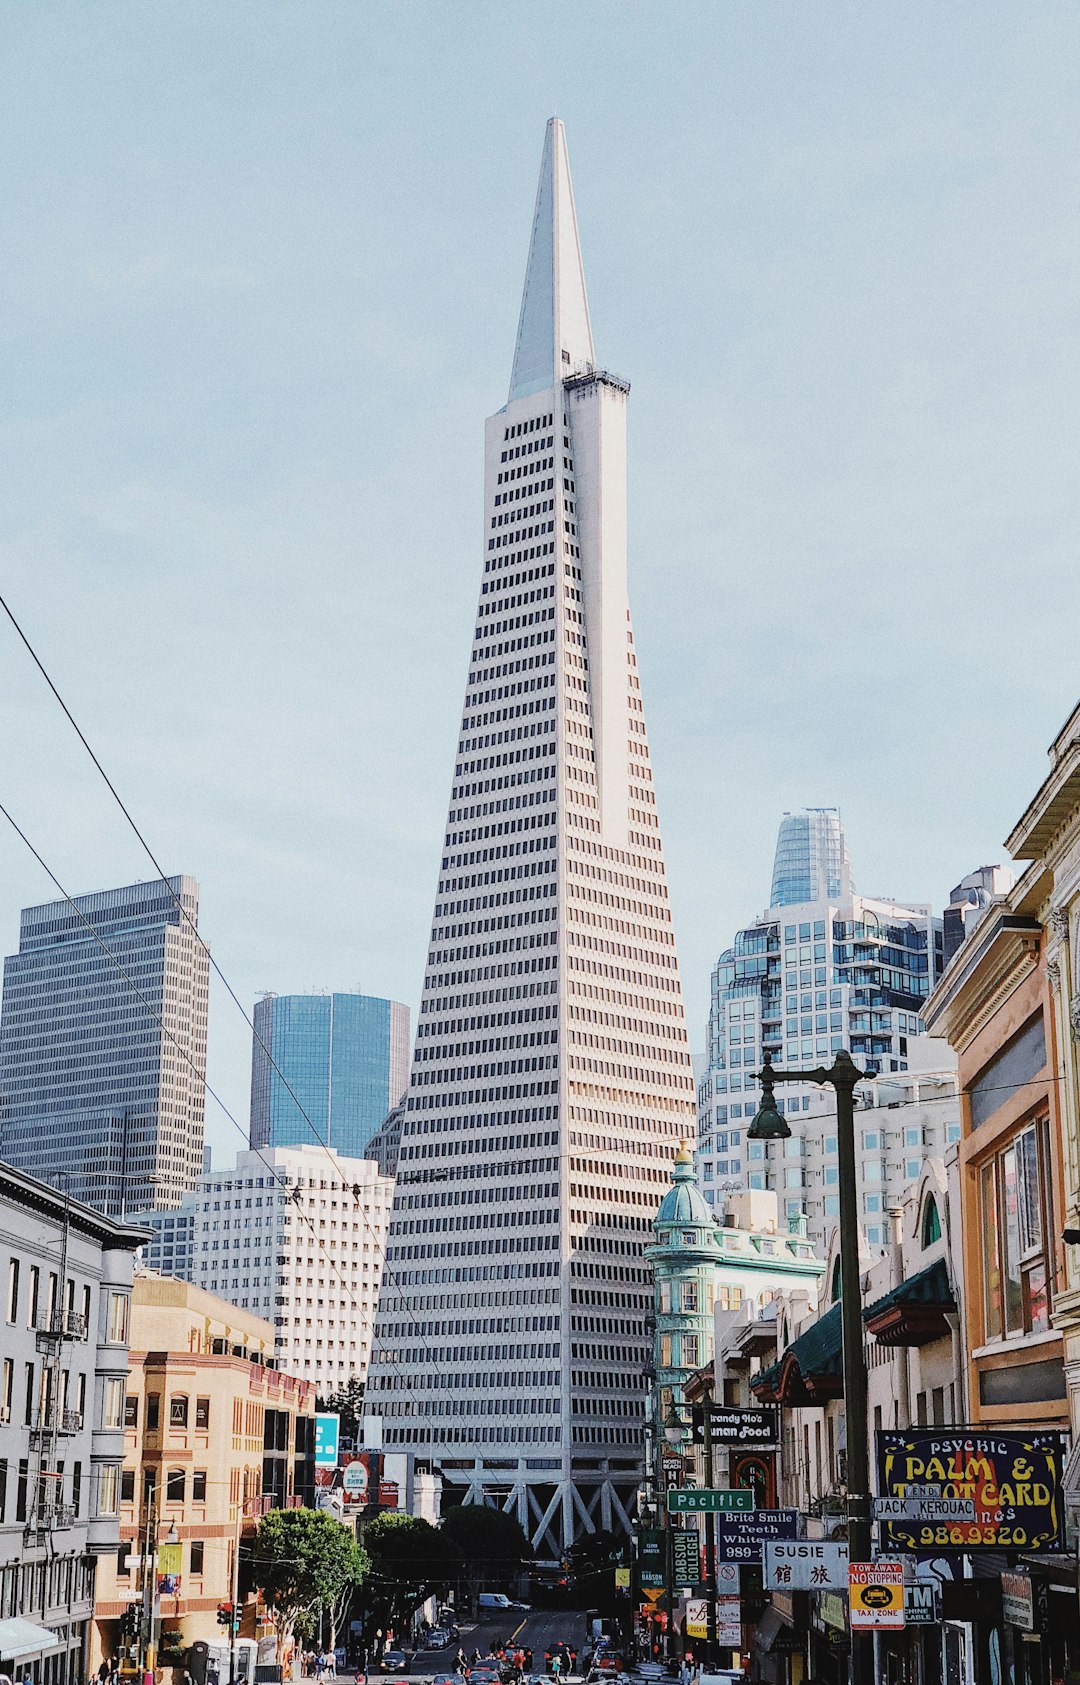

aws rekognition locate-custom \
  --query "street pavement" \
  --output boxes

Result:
[409,1610,590,1679]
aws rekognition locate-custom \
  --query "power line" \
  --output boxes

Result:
[0,799,444,1426]
[0,589,454,1395]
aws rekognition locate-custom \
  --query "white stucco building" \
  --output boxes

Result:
[137,1145,393,1394]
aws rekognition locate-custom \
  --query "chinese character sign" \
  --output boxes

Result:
[877,1430,1068,1553]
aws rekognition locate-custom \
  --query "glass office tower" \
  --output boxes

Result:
[770,807,853,907]
[0,875,208,1216]
[248,992,409,1159]
[695,813,946,1249]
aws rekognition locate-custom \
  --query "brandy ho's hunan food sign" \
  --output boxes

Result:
[877,1429,1068,1553]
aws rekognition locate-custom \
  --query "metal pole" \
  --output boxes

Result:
[748,1051,873,1685]
[833,1053,873,1685]
[702,1409,717,1666]
[230,1494,241,1685]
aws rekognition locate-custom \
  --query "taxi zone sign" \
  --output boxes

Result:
[849,1562,905,1631]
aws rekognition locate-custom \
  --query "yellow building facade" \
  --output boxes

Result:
[91,1274,317,1674]
[1004,703,1080,1514]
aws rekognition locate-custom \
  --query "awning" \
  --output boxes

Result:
[751,1302,843,1406]
[753,1607,786,1654]
[0,1619,62,1661]
[863,1257,956,1347]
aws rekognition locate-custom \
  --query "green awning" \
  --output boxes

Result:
[863,1256,954,1321]
[751,1302,843,1405]
[863,1257,956,1347]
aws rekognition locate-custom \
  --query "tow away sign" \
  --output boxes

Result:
[849,1562,905,1630]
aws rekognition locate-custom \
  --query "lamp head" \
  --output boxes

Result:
[747,1052,791,1140]
[663,1405,685,1447]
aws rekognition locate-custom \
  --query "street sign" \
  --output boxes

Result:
[342,1462,369,1498]
[716,1600,741,1647]
[715,1508,798,1562]
[701,1407,779,1446]
[1001,1572,1034,1630]
[873,1495,974,1522]
[849,1562,906,1631]
[667,1488,754,1514]
[904,1583,939,1626]
[637,1527,667,1590]
[877,1428,1068,1554]
[661,1452,686,1492]
[684,1600,708,1640]
[764,1540,849,1591]
[314,1412,340,1468]
[671,1531,700,1585]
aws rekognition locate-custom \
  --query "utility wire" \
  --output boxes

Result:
[0,799,445,1426]
[0,590,454,1395]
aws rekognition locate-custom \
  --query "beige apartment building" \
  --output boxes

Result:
[91,1274,317,1674]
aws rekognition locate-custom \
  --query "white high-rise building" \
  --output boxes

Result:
[137,1145,393,1394]
[695,810,947,1250]
[366,119,695,1551]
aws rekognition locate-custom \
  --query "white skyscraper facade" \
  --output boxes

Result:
[138,1145,394,1394]
[695,810,947,1249]
[366,120,695,1550]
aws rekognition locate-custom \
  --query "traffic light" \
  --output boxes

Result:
[217,1604,234,1629]
[120,1605,140,1641]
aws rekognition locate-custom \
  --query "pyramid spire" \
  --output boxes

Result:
[508,117,595,402]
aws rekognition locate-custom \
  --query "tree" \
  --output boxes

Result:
[440,1503,531,1607]
[363,1512,461,1629]
[316,1377,366,1447]
[254,1507,369,1664]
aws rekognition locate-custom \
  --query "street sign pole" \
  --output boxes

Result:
[702,1405,717,1666]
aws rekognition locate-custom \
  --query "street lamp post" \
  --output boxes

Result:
[663,1405,717,1668]
[747,1049,871,1685]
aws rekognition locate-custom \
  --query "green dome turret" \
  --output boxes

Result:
[655,1141,716,1231]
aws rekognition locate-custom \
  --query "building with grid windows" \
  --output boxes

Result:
[695,812,949,1250]
[249,992,409,1158]
[0,1162,145,1685]
[0,876,208,1218]
[136,1144,393,1394]
[365,119,696,1553]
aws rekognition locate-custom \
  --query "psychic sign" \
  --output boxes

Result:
[877,1429,1068,1553]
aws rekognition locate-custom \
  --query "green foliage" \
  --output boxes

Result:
[440,1504,531,1578]
[254,1507,369,1654]
[364,1512,462,1623]
[316,1377,366,1444]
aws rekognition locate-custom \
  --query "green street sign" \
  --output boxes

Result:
[667,1488,754,1514]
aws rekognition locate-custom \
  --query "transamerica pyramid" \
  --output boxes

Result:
[366,119,695,1552]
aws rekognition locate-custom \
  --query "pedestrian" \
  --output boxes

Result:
[315,1654,326,1680]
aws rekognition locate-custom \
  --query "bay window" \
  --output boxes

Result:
[981,1119,1051,1341]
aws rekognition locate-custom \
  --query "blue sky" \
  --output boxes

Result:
[2,3,1078,1163]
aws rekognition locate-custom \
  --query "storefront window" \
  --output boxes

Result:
[981,1119,1050,1341]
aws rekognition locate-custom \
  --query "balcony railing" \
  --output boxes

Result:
[31,1406,83,1437]
[36,1308,87,1340]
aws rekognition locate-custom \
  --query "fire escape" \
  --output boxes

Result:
[25,1197,85,1540]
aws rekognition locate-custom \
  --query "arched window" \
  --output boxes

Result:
[166,1467,186,1503]
[830,1258,842,1302]
[921,1195,942,1247]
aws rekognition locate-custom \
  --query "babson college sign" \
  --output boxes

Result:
[877,1429,1069,1553]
